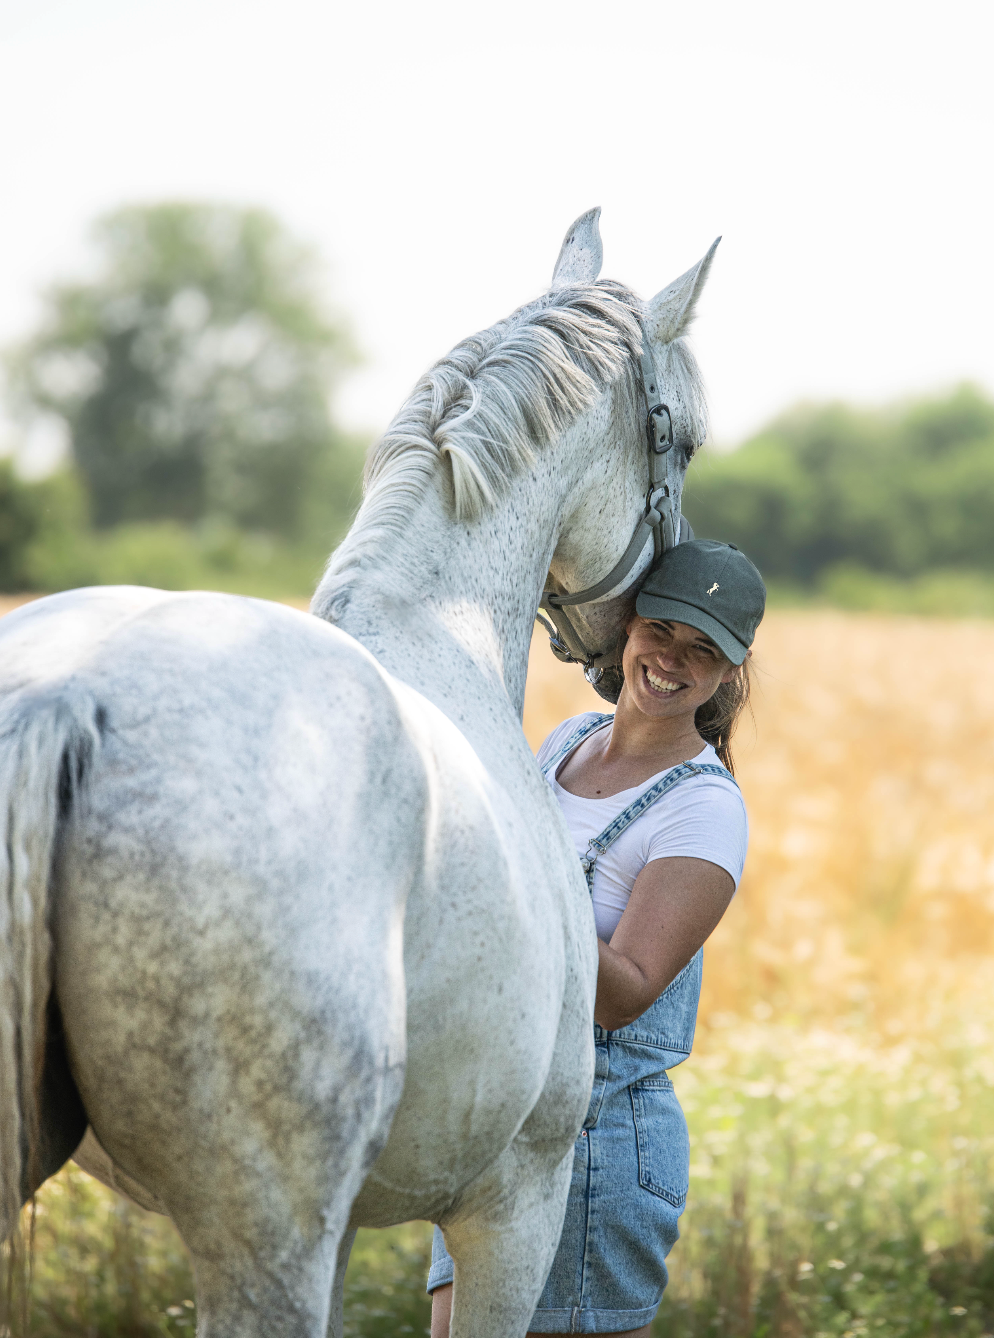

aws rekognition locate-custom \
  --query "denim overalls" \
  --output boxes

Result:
[428,714,739,1333]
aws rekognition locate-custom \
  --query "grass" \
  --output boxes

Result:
[765,566,994,619]
[662,1009,994,1335]
[4,608,994,1335]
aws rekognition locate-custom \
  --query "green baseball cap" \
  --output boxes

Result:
[635,539,766,665]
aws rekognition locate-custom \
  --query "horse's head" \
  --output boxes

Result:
[543,209,719,701]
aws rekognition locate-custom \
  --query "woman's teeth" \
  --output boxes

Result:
[645,668,681,693]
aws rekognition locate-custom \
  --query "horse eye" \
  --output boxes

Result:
[674,431,698,461]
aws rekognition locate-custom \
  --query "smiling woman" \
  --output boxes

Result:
[629,538,765,772]
[430,538,767,1337]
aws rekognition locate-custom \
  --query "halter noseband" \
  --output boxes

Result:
[537,323,690,683]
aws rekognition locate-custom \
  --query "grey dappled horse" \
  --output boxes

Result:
[0,211,717,1337]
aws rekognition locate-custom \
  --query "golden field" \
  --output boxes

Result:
[3,598,993,1336]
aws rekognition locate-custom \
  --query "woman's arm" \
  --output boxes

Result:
[594,856,735,1030]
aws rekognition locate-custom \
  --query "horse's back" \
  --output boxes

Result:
[2,587,427,888]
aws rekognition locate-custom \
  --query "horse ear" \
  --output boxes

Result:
[645,237,721,344]
[550,208,603,289]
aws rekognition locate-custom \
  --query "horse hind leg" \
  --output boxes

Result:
[174,1089,394,1338]
[440,971,594,1338]
[325,1228,357,1338]
[73,924,407,1338]
[439,1133,575,1338]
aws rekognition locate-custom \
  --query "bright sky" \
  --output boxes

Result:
[1,0,992,457]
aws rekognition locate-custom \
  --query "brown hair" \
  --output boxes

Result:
[694,658,753,775]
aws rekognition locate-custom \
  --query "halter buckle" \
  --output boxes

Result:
[548,636,577,665]
[647,404,673,454]
[536,611,582,664]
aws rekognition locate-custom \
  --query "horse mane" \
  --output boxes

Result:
[313,279,707,621]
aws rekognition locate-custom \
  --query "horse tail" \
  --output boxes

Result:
[0,689,101,1244]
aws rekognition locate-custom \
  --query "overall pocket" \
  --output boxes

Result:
[630,1076,690,1208]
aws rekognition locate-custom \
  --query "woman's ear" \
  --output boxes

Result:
[719,660,742,685]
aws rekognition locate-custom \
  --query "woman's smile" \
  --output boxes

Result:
[643,666,685,695]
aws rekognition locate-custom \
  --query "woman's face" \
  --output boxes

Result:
[620,615,739,720]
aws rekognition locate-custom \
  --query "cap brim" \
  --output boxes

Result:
[634,593,749,665]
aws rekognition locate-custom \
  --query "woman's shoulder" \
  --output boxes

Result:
[535,712,613,768]
[673,744,747,811]
[640,746,749,883]
[691,744,742,786]
[637,743,747,838]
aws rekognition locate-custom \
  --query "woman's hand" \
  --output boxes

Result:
[593,856,734,1030]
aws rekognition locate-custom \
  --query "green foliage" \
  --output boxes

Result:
[0,464,90,592]
[0,464,341,598]
[5,1170,192,1338]
[342,1225,433,1337]
[5,203,359,542]
[656,1010,994,1335]
[24,513,330,600]
[810,565,994,618]
[0,458,43,589]
[683,385,994,594]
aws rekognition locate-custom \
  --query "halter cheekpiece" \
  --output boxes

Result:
[537,322,691,685]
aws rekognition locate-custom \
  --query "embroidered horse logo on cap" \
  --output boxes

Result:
[706,582,719,596]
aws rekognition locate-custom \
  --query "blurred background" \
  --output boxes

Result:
[2,1,993,1335]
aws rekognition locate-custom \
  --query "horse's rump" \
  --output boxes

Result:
[0,589,428,1233]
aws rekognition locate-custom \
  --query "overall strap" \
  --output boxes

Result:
[540,713,614,780]
[580,762,739,889]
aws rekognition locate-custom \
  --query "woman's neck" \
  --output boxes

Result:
[557,694,704,800]
[606,692,705,771]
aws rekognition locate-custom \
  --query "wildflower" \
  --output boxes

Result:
[828,1259,847,1269]
[949,1307,967,1316]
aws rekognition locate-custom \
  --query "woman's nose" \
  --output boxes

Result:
[654,650,683,672]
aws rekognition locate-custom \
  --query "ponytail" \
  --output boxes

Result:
[694,659,753,775]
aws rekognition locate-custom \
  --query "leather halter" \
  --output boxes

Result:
[536,323,690,679]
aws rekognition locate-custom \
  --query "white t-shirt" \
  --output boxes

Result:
[537,713,749,942]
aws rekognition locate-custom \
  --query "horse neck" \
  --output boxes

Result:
[326,450,575,746]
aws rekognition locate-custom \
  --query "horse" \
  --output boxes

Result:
[0,209,717,1338]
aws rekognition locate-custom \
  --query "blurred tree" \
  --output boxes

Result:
[0,462,89,590]
[0,459,41,588]
[683,385,994,583]
[5,203,360,540]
